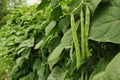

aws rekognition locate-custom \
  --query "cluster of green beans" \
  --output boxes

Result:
[71,14,81,69]
[80,71,88,80]
[70,0,90,70]
[81,5,91,60]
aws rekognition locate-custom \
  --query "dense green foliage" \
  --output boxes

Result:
[0,0,9,25]
[0,0,26,26]
[0,0,120,80]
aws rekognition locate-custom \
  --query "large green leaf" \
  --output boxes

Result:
[86,0,101,15]
[104,52,120,80]
[110,0,120,7]
[48,43,65,70]
[92,71,105,80]
[47,67,67,80]
[89,7,120,44]
[89,58,109,80]
[48,29,72,69]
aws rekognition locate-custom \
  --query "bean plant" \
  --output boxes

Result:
[0,0,120,80]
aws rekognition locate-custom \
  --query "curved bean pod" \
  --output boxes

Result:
[85,6,91,58]
[81,7,85,60]
[71,14,81,69]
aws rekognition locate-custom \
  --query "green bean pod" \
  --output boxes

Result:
[80,71,84,80]
[85,73,88,80]
[85,6,90,58]
[80,7,85,60]
[70,41,74,61]
[71,14,81,69]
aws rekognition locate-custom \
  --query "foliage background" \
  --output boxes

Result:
[0,0,120,80]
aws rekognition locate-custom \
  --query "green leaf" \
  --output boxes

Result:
[89,58,109,80]
[34,40,43,49]
[22,48,31,60]
[37,0,50,10]
[51,0,59,8]
[35,34,55,50]
[58,16,70,33]
[110,0,120,7]
[48,43,65,70]
[14,36,24,43]
[47,67,67,80]
[33,59,41,71]
[69,0,82,11]
[11,57,24,75]
[48,29,72,69]
[45,21,56,35]
[104,52,120,80]
[86,0,101,15]
[50,6,62,20]
[47,37,61,53]
[33,59,45,80]
[61,29,72,45]
[92,71,105,80]
[18,38,34,48]
[16,57,24,66]
[67,52,77,75]
[24,25,36,39]
[37,66,45,80]
[20,72,34,80]
[89,7,120,44]
[17,48,31,60]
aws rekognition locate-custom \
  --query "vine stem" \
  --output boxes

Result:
[60,0,85,18]
[71,0,84,14]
